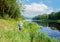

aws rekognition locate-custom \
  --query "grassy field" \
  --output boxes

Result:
[0,19,59,42]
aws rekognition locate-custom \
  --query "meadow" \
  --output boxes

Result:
[0,19,59,42]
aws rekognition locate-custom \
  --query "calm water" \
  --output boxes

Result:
[38,22,60,39]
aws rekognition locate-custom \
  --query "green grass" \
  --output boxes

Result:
[0,30,30,42]
[0,19,19,31]
[0,19,59,42]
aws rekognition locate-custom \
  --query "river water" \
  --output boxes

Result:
[38,22,60,40]
[25,19,60,39]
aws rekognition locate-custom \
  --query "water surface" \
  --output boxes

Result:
[38,22,60,39]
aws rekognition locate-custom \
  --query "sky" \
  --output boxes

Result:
[21,0,60,18]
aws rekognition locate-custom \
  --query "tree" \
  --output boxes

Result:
[48,11,60,20]
[33,14,48,20]
[0,0,23,20]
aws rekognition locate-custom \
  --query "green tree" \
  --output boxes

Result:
[0,0,23,20]
[48,11,60,20]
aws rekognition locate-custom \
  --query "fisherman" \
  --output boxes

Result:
[18,21,23,30]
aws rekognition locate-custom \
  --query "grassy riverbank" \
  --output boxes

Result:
[0,19,59,42]
[34,20,60,23]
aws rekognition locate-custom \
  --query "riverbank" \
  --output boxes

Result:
[0,19,59,42]
[33,20,60,23]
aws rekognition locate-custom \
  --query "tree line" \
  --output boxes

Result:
[0,0,23,20]
[33,11,60,20]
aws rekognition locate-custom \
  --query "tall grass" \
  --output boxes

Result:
[0,19,59,42]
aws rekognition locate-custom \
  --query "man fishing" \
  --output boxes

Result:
[18,21,23,30]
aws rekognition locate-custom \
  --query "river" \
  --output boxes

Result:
[38,22,60,40]
[25,19,60,40]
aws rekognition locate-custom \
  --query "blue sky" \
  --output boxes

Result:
[21,0,60,18]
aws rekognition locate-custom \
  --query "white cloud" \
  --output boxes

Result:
[22,3,53,18]
[25,3,48,12]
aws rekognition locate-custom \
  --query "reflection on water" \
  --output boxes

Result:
[38,22,60,31]
[38,22,60,39]
[40,27,60,39]
[48,22,60,30]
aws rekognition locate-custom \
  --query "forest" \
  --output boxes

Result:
[33,11,60,23]
[0,0,24,20]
